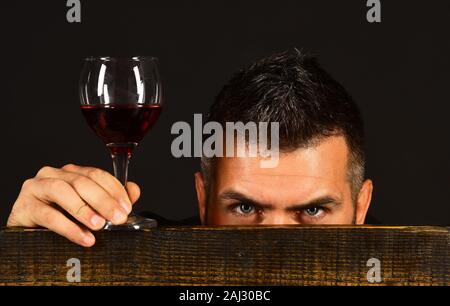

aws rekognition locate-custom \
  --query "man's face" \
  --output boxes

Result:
[195,136,373,225]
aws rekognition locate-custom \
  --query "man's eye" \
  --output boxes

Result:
[304,206,323,216]
[234,203,255,215]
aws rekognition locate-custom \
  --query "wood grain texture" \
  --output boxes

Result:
[0,226,449,286]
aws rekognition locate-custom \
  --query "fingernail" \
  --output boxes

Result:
[119,199,131,214]
[113,209,127,224]
[90,214,105,228]
[83,233,95,246]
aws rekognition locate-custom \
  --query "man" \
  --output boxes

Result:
[6,49,374,247]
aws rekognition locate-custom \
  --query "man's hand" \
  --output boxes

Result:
[7,164,140,247]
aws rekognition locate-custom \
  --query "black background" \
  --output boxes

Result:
[1,0,449,225]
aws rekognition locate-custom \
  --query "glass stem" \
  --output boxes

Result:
[112,151,130,186]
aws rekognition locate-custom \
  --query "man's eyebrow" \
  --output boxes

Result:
[219,191,341,210]
[286,196,341,211]
[219,190,273,209]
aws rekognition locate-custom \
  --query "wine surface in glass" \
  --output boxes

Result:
[80,104,162,155]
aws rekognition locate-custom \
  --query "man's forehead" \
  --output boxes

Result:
[215,135,349,178]
[211,136,350,204]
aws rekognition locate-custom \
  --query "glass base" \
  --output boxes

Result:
[103,213,157,230]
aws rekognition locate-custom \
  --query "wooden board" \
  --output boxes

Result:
[0,226,449,285]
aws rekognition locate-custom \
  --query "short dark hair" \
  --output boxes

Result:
[201,49,365,200]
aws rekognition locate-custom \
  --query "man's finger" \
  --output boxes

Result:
[29,178,106,230]
[29,200,96,247]
[61,164,132,211]
[34,170,129,225]
[126,181,141,204]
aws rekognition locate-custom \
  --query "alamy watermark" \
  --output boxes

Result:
[366,0,381,23]
[66,0,81,23]
[366,257,382,283]
[66,257,81,282]
[171,114,280,168]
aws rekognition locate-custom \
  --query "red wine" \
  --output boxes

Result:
[81,104,162,155]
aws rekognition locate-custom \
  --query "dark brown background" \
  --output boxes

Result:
[1,0,449,225]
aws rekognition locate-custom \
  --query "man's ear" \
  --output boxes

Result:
[194,172,207,225]
[355,179,373,224]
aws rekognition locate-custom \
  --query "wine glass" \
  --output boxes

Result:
[79,56,162,230]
